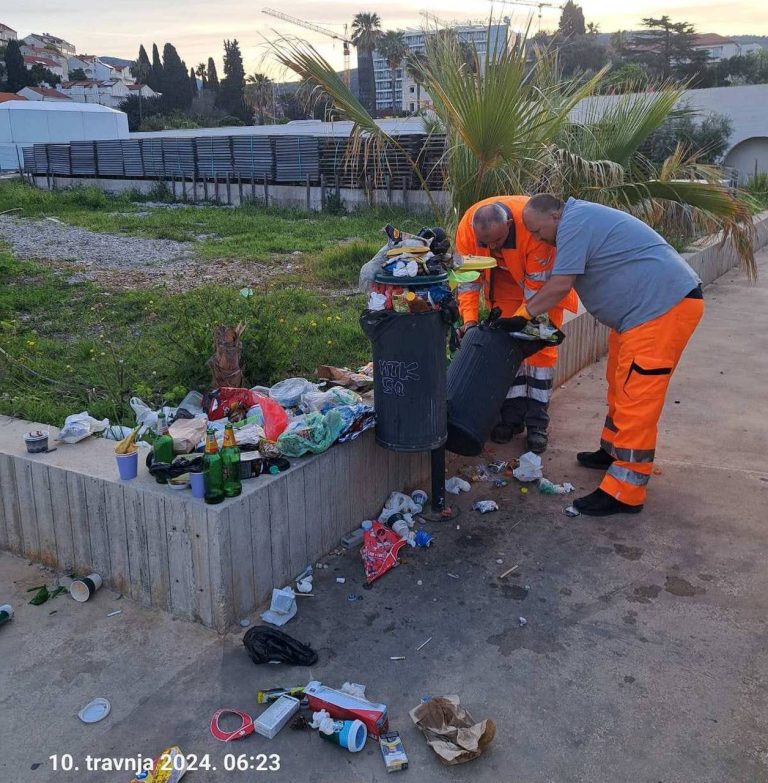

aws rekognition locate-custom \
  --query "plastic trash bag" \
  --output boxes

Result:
[276,410,344,457]
[103,425,133,441]
[168,418,208,454]
[300,387,362,414]
[269,378,318,409]
[513,452,543,482]
[58,412,109,444]
[445,477,471,495]
[336,404,376,443]
[253,394,289,441]
[206,387,261,422]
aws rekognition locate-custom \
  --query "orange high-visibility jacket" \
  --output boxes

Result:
[455,196,578,367]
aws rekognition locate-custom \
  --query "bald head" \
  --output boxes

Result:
[523,194,565,246]
[472,203,513,250]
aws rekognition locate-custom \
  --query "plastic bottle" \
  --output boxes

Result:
[152,412,174,484]
[203,428,225,505]
[221,423,242,498]
[0,604,13,629]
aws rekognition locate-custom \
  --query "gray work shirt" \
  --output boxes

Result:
[553,198,701,332]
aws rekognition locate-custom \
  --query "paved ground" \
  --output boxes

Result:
[1,251,767,783]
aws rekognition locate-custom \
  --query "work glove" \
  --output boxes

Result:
[490,316,530,333]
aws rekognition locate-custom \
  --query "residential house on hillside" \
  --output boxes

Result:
[0,22,17,44]
[99,57,135,83]
[67,55,118,83]
[126,83,160,99]
[0,92,25,103]
[59,78,135,108]
[22,53,68,80]
[17,85,71,101]
[23,33,76,57]
[692,34,763,62]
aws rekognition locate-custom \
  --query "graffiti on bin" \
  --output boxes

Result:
[378,360,420,396]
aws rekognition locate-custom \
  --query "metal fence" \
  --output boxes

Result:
[23,133,448,190]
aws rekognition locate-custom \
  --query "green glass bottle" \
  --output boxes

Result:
[221,423,242,498]
[153,412,174,484]
[203,428,225,505]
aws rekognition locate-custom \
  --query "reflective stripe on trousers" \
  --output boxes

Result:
[506,363,554,403]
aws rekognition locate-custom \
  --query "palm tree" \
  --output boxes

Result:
[377,30,409,115]
[351,12,383,114]
[246,72,274,125]
[270,24,757,278]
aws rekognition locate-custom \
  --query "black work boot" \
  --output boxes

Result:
[527,430,548,454]
[491,422,524,444]
[573,488,643,517]
[576,448,615,470]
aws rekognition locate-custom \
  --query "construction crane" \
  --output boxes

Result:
[262,7,351,86]
[491,0,563,30]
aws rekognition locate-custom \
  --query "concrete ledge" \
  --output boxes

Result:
[0,416,429,631]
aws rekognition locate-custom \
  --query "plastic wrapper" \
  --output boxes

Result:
[168,418,208,454]
[472,500,498,514]
[513,452,544,482]
[276,410,344,457]
[300,387,361,414]
[336,404,376,443]
[361,522,407,585]
[445,477,471,494]
[269,377,318,408]
[254,394,289,441]
[206,387,260,422]
[538,478,575,495]
[57,412,109,444]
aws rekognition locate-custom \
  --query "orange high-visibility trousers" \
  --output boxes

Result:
[599,296,704,506]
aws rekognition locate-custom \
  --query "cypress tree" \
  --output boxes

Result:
[189,67,198,97]
[216,39,251,123]
[207,57,219,91]
[4,39,28,92]
[160,43,193,111]
[149,43,164,91]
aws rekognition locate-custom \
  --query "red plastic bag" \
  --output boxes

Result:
[206,387,260,421]
[254,394,289,441]
[361,522,406,585]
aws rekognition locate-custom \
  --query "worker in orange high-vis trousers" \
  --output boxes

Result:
[455,196,578,453]
[518,194,704,517]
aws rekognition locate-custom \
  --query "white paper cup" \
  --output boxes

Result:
[70,573,103,602]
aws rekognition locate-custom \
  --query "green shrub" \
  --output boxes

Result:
[312,241,380,286]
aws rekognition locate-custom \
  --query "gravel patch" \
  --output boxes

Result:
[0,214,195,268]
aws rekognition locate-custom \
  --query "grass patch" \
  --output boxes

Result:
[312,241,381,286]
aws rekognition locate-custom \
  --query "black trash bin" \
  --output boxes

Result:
[446,325,563,456]
[360,309,448,452]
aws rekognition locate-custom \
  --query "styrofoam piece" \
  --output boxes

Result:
[254,695,301,739]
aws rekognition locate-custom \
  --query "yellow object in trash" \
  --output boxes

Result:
[114,426,140,455]
[129,746,187,783]
[386,245,430,257]
[459,255,498,271]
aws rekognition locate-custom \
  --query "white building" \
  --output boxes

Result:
[17,86,71,102]
[691,34,763,62]
[23,33,76,57]
[23,53,68,80]
[373,22,510,114]
[126,83,160,99]
[59,78,133,109]
[0,22,17,44]
[67,55,118,83]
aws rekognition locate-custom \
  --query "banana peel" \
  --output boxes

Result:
[114,426,140,455]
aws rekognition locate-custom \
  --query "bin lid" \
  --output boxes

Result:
[374,272,448,286]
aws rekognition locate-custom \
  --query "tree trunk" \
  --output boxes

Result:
[208,323,247,388]
[358,49,376,114]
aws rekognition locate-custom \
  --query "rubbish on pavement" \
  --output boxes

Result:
[472,501,499,514]
[257,686,305,704]
[390,656,406,661]
[209,708,255,742]
[487,460,509,474]
[411,489,428,506]
[347,593,362,601]
[563,505,581,517]
[57,412,109,444]
[336,577,346,584]
[78,697,111,724]
[513,452,543,482]
[239,618,251,627]
[382,491,423,516]
[380,731,409,773]
[70,573,103,603]
[494,479,509,488]
[310,710,368,752]
[413,530,434,548]
[499,565,519,579]
[409,696,496,766]
[254,695,301,739]
[460,465,491,483]
[520,487,528,494]
[496,559,503,564]
[361,523,407,586]
[304,680,389,739]
[129,746,188,783]
[538,478,575,495]
[341,528,365,549]
[260,587,297,627]
[519,617,528,627]
[416,637,433,652]
[243,626,319,666]
[0,604,13,628]
[445,477,471,495]
[341,682,367,699]
[23,430,49,453]
[447,573,460,580]
[107,610,123,617]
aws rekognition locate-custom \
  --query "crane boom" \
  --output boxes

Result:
[262,7,352,86]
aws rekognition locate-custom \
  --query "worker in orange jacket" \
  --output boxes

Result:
[519,194,704,517]
[455,196,578,453]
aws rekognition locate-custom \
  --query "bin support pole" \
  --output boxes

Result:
[430,447,445,515]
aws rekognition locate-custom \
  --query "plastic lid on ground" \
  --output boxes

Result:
[78,698,111,723]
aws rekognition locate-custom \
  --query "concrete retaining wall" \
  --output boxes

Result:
[0,416,428,631]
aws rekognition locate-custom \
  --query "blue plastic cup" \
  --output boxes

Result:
[190,471,205,499]
[320,719,368,752]
[115,451,138,481]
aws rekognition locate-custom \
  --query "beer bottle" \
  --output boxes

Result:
[221,423,242,498]
[153,412,174,484]
[203,428,225,505]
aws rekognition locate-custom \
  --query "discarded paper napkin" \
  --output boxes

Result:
[409,696,495,765]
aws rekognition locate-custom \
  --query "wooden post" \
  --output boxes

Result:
[238,176,243,204]
[171,177,177,200]
[214,177,220,203]
[251,176,256,201]
[192,175,197,203]
[306,173,311,211]
[402,176,409,210]
[386,174,392,207]
[226,174,231,205]
[263,175,269,207]
[203,178,208,201]
[320,173,326,210]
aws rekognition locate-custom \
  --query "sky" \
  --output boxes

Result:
[3,0,767,79]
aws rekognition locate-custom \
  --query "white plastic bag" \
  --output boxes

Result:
[58,412,109,444]
[269,378,318,408]
[446,476,471,495]
[513,452,543,482]
[300,387,361,414]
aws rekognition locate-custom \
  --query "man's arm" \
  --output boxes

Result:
[525,275,577,318]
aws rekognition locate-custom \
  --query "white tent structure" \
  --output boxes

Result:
[0,101,129,171]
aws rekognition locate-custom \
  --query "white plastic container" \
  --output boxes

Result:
[254,695,301,739]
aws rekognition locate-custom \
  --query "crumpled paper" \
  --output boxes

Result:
[57,412,109,444]
[512,451,543,482]
[410,696,495,765]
